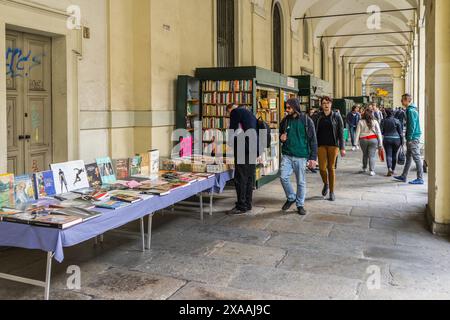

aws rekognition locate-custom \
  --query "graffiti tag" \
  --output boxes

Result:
[6,47,45,78]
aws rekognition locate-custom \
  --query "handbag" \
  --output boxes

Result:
[371,126,384,162]
[398,146,406,166]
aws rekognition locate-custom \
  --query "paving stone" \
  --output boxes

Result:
[304,213,370,228]
[265,219,333,237]
[362,192,407,203]
[329,225,396,246]
[133,251,240,287]
[363,246,439,266]
[81,267,186,300]
[203,241,286,267]
[218,215,275,231]
[229,265,361,300]
[169,282,289,300]
[266,233,365,259]
[395,231,450,252]
[357,285,450,300]
[370,217,429,233]
[278,248,389,282]
[350,207,404,220]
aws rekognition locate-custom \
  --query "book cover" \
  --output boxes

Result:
[95,200,130,210]
[33,171,56,199]
[50,160,90,194]
[0,173,15,209]
[48,206,102,222]
[113,159,130,180]
[2,211,83,230]
[14,175,36,205]
[140,153,150,176]
[129,156,142,176]
[148,149,159,175]
[96,157,117,185]
[110,193,143,204]
[85,163,102,188]
[56,199,96,210]
[141,184,173,196]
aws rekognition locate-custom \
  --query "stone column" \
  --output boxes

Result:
[392,74,405,108]
[426,0,450,234]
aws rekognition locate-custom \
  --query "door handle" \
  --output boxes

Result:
[25,135,31,140]
[18,135,25,140]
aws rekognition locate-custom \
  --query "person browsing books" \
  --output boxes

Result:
[279,98,318,215]
[226,104,258,215]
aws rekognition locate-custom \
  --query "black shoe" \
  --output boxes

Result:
[282,200,296,212]
[297,207,307,216]
[329,192,336,202]
[322,184,329,197]
[227,207,247,216]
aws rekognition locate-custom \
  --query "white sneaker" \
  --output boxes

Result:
[369,171,376,176]
[360,168,368,174]
[356,146,360,150]
[352,147,356,151]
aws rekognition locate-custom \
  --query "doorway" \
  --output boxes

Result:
[6,30,53,175]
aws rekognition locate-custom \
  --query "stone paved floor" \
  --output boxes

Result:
[1,151,450,300]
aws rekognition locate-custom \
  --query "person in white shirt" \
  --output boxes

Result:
[356,109,383,176]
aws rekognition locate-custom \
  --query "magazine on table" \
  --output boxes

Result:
[109,193,143,204]
[0,173,15,209]
[14,174,36,206]
[33,171,56,199]
[2,210,83,230]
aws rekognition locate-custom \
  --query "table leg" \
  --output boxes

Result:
[100,234,104,243]
[147,215,153,250]
[44,252,54,301]
[140,218,145,252]
[94,236,98,246]
[209,190,214,216]
[199,193,204,222]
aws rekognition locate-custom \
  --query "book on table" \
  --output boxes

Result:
[47,206,102,222]
[33,171,56,199]
[96,157,117,185]
[56,198,97,210]
[95,200,130,210]
[2,211,83,230]
[85,163,103,189]
[110,193,143,204]
[113,159,130,180]
[14,174,36,206]
[139,184,173,196]
[0,173,15,209]
[50,160,90,195]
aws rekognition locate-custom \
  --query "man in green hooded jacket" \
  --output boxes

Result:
[394,94,424,185]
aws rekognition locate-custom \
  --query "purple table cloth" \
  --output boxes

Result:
[213,170,234,193]
[0,175,232,263]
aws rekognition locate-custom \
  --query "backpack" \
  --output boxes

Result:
[257,118,272,151]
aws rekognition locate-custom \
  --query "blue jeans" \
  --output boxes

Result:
[349,126,357,147]
[280,156,307,208]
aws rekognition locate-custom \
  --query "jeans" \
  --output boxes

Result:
[349,126,357,147]
[360,138,378,171]
[280,156,307,208]
[383,138,402,171]
[318,146,339,193]
[402,140,424,180]
[234,164,256,211]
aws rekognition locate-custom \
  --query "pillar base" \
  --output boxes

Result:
[426,205,450,236]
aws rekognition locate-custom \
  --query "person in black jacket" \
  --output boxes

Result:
[226,104,258,215]
[314,97,346,201]
[347,105,361,151]
[279,98,318,215]
[381,108,404,177]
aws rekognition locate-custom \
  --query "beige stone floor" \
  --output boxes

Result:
[1,151,449,300]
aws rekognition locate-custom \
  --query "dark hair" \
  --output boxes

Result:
[352,105,358,112]
[363,109,375,130]
[321,96,333,104]
[385,108,394,118]
[402,93,412,100]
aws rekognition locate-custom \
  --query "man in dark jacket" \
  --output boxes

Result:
[346,105,361,151]
[279,98,318,215]
[227,104,258,215]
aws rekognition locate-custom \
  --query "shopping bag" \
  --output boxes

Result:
[398,147,406,166]
[378,148,385,162]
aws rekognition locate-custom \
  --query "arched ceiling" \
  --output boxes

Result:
[289,0,417,80]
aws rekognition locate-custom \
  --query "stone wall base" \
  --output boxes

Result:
[426,205,450,236]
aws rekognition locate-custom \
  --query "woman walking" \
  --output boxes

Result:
[356,109,383,176]
[381,108,404,177]
[314,96,346,201]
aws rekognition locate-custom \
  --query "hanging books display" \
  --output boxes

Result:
[50,160,90,194]
[129,156,142,176]
[0,173,15,209]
